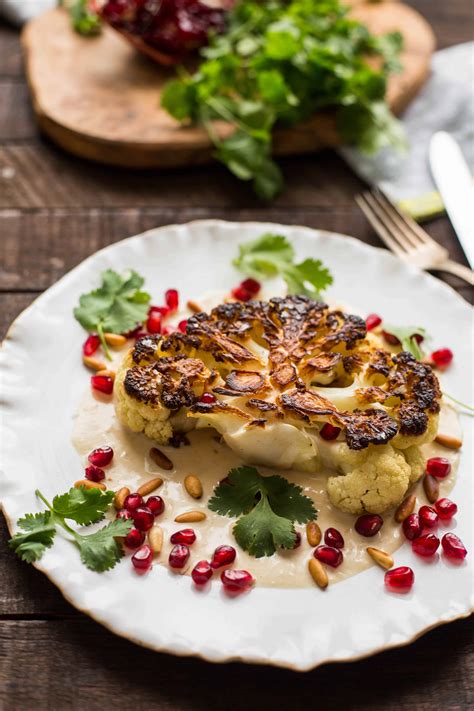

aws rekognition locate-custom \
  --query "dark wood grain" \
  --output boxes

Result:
[0,3,473,709]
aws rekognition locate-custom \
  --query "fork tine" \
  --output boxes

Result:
[362,191,416,253]
[355,194,406,257]
[370,190,421,249]
[373,188,432,246]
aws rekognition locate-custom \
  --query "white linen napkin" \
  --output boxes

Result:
[0,0,56,24]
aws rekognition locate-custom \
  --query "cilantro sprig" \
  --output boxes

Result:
[208,466,317,557]
[74,269,151,358]
[9,487,132,572]
[234,233,333,300]
[162,0,404,200]
[61,0,102,36]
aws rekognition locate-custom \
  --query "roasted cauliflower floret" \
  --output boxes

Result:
[114,296,441,509]
[326,444,413,514]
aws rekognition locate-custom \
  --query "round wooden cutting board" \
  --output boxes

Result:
[21,2,435,168]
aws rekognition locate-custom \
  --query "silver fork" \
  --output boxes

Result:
[356,188,474,286]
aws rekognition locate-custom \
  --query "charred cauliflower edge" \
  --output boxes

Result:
[114,296,441,514]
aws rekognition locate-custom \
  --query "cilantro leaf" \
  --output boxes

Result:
[383,324,429,360]
[75,519,132,572]
[209,466,317,557]
[74,269,151,356]
[63,0,102,36]
[234,233,333,299]
[52,487,115,526]
[9,512,56,563]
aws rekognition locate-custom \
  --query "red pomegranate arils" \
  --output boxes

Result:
[124,493,144,513]
[132,544,153,571]
[240,278,261,295]
[320,423,341,441]
[146,496,165,517]
[124,528,146,549]
[431,348,453,368]
[412,533,440,557]
[192,560,213,586]
[231,286,252,302]
[418,505,439,529]
[165,289,179,311]
[170,529,196,546]
[85,464,105,482]
[365,314,382,331]
[435,498,457,521]
[441,533,467,560]
[324,528,344,549]
[382,331,401,346]
[292,531,302,549]
[426,457,451,479]
[355,514,383,537]
[402,513,422,541]
[148,305,170,317]
[221,569,254,593]
[314,545,343,568]
[132,506,155,532]
[169,544,190,569]
[88,446,114,467]
[384,566,414,592]
[91,374,114,395]
[210,545,236,569]
[177,319,188,333]
[147,312,162,334]
[83,333,101,356]
[200,392,216,404]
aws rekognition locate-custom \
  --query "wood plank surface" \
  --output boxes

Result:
[0,2,473,709]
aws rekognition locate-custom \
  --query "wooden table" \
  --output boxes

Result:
[1,3,472,708]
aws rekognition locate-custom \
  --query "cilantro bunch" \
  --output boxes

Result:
[162,0,405,200]
[234,232,333,299]
[9,487,132,572]
[208,466,317,557]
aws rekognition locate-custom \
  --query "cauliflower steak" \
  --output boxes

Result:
[115,296,441,513]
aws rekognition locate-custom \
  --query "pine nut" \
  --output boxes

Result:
[184,474,203,499]
[306,521,322,547]
[137,477,163,496]
[394,494,416,523]
[149,447,173,471]
[435,433,462,450]
[83,355,107,371]
[367,547,393,569]
[308,558,328,589]
[96,369,116,380]
[114,486,130,510]
[148,526,163,555]
[187,300,202,313]
[423,474,439,503]
[75,479,106,491]
[174,510,207,523]
[104,332,127,348]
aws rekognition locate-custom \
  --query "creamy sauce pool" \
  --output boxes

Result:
[72,388,461,589]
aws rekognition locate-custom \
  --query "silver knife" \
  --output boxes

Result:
[429,131,473,269]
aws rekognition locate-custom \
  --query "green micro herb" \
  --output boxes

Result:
[162,0,405,200]
[208,466,317,557]
[234,232,333,299]
[60,0,102,36]
[383,324,428,360]
[74,269,151,358]
[9,487,132,572]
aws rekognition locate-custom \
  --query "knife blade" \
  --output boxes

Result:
[429,131,473,269]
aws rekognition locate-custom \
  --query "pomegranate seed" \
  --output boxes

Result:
[116,509,133,521]
[292,531,302,549]
[412,533,440,557]
[200,392,216,404]
[148,305,170,317]
[426,457,451,479]
[324,527,344,549]
[124,528,145,549]
[88,446,114,467]
[355,514,383,537]
[132,506,155,532]
[314,545,343,568]
[85,464,105,482]
[146,496,165,516]
[320,423,341,441]
[83,333,100,356]
[191,560,213,586]
[134,331,148,340]
[419,505,438,529]
[170,529,196,545]
[165,289,179,311]
[232,286,252,302]
[177,319,188,333]
[124,324,143,338]
[382,331,401,346]
[365,313,382,331]
[147,312,162,334]
[91,374,114,394]
[132,544,153,571]
[384,566,414,592]
[211,545,236,569]
[221,569,254,593]
[240,278,261,295]
[402,513,422,540]
[431,348,453,368]
[441,533,467,560]
[169,544,190,569]
[435,498,457,521]
[124,493,144,512]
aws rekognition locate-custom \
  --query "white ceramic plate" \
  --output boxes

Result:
[1,220,472,671]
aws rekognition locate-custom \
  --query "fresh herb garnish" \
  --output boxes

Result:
[74,269,151,358]
[383,324,428,360]
[61,0,102,36]
[233,233,333,300]
[208,466,317,557]
[9,487,132,572]
[162,0,404,199]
